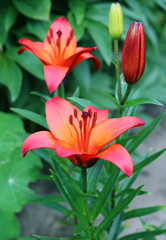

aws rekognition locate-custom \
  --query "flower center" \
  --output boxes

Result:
[69,108,97,152]
[46,28,74,62]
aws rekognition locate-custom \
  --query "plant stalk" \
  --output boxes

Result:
[114,39,122,104]
[81,167,95,240]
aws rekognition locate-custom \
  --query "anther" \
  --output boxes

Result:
[74,108,77,118]
[57,29,62,37]
[70,29,74,39]
[69,115,73,125]
[88,109,92,118]
[93,112,97,120]
[56,38,60,48]
[66,37,71,47]
[47,35,51,44]
[49,28,53,38]
[79,120,82,129]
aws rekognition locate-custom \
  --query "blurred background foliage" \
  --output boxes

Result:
[0,0,166,239]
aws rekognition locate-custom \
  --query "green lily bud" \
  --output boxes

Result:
[109,2,123,39]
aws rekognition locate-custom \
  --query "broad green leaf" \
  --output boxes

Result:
[123,97,163,108]
[95,186,142,236]
[127,111,166,153]
[68,0,86,25]
[87,159,104,194]
[86,20,112,65]
[73,61,91,91]
[0,148,41,212]
[11,107,48,129]
[0,2,18,47]
[118,229,166,240]
[86,3,110,27]
[0,210,20,240]
[0,53,22,101]
[123,205,166,220]
[67,12,85,41]
[91,169,120,221]
[27,20,52,41]
[0,112,24,159]
[5,47,44,80]
[12,0,51,20]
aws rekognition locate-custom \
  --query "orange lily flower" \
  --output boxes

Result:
[22,97,145,177]
[18,17,100,93]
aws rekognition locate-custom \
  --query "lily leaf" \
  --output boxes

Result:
[95,186,142,236]
[118,229,166,240]
[12,0,51,21]
[123,97,163,107]
[11,107,48,129]
[123,205,166,220]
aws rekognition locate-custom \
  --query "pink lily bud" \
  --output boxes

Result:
[121,22,145,84]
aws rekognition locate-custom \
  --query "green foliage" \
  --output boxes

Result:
[0,210,20,240]
[0,0,166,239]
[12,0,51,20]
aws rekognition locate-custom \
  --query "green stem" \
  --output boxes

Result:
[114,39,122,104]
[81,167,95,240]
[119,84,132,117]
[58,82,65,98]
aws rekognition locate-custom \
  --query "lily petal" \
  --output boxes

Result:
[84,105,109,124]
[18,38,52,64]
[61,47,100,71]
[89,116,145,154]
[22,131,56,157]
[97,143,133,177]
[44,65,69,93]
[44,17,76,60]
[46,97,82,146]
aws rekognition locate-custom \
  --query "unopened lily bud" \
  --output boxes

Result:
[109,2,123,39]
[121,22,145,84]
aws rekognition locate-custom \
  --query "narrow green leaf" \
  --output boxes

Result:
[123,205,166,220]
[119,148,166,182]
[68,237,89,240]
[123,97,163,108]
[33,235,63,240]
[118,229,166,240]
[102,91,120,105]
[87,159,104,194]
[11,107,48,129]
[127,111,166,153]
[50,163,87,223]
[95,186,142,236]
[12,0,51,20]
[68,97,99,109]
[134,148,166,173]
[30,91,50,102]
[91,169,120,221]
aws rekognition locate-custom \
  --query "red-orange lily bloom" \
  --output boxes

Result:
[22,97,145,177]
[18,17,100,93]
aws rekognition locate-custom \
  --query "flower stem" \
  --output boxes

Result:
[81,167,94,240]
[114,39,122,104]
[119,84,132,116]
